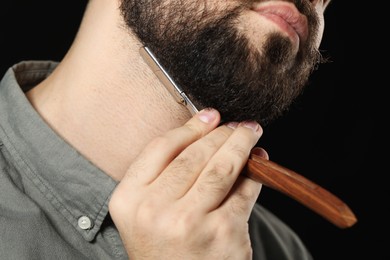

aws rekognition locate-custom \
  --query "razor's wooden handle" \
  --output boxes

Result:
[245,153,357,229]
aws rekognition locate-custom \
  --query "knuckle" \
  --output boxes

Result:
[146,135,171,150]
[173,211,198,237]
[235,178,258,202]
[213,161,235,175]
[214,214,235,237]
[196,163,233,194]
[227,143,250,161]
[164,210,214,245]
[137,199,160,224]
[183,122,205,139]
[207,162,234,181]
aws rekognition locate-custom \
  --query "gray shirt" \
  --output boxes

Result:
[0,61,313,260]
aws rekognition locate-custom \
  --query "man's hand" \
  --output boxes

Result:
[109,108,264,259]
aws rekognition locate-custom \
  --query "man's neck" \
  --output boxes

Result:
[25,0,192,181]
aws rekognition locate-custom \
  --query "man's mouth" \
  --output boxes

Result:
[251,1,308,44]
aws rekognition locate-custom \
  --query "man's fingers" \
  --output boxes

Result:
[122,108,220,186]
[183,121,263,212]
[151,124,235,199]
[219,175,262,221]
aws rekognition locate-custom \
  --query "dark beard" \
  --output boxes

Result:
[120,0,323,126]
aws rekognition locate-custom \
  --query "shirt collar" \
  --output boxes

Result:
[0,61,118,241]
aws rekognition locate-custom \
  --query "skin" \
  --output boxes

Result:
[25,0,331,258]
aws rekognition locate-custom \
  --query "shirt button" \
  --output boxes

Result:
[78,216,93,230]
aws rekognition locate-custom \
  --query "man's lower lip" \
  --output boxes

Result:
[256,12,299,43]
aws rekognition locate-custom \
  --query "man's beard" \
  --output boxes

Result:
[120,0,323,126]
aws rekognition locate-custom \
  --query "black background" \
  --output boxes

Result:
[1,1,386,260]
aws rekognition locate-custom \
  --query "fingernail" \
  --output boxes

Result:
[240,121,261,133]
[225,122,239,129]
[198,108,217,124]
[251,147,269,159]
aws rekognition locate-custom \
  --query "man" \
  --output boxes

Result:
[0,0,331,259]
